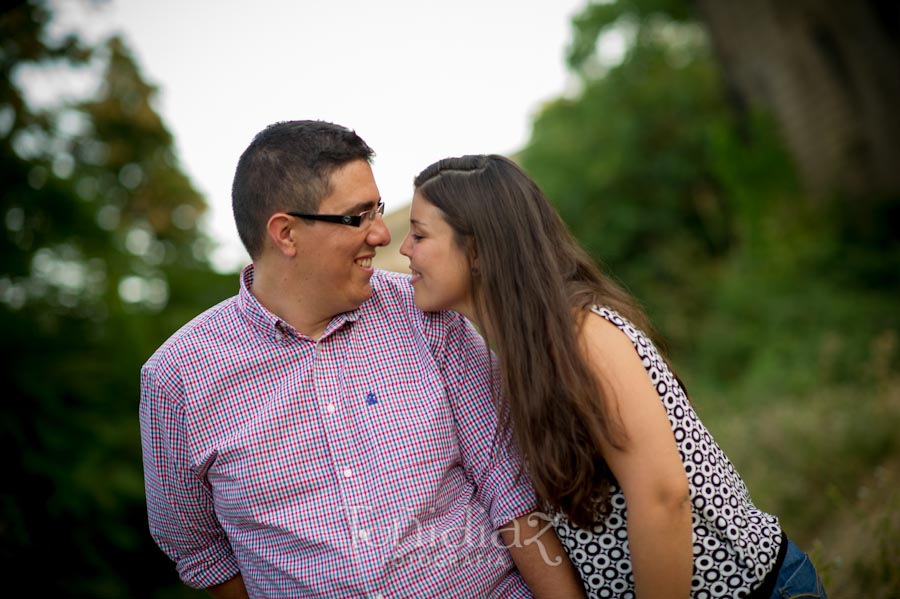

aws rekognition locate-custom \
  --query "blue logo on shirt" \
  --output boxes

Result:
[365,392,378,406]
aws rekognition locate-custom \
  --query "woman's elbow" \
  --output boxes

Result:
[654,476,691,515]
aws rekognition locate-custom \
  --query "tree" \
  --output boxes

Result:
[567,0,900,200]
[695,0,900,199]
[518,0,898,394]
[1,2,230,595]
[519,0,796,346]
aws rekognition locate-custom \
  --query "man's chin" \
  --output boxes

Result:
[346,283,374,311]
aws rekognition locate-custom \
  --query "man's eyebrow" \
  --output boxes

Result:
[341,199,380,215]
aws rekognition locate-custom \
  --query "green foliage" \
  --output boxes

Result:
[523,11,793,361]
[567,0,693,72]
[700,379,900,597]
[2,2,231,595]
[520,0,899,395]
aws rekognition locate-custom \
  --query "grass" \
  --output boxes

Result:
[695,371,900,597]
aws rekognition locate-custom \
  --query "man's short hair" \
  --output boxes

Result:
[231,120,375,258]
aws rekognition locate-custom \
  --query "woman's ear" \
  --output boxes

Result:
[468,240,479,275]
[266,213,298,257]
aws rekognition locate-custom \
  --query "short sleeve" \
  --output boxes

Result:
[439,315,537,528]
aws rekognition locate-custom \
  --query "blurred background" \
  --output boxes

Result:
[2,0,898,596]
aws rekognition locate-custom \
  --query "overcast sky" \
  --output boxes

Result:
[49,0,597,272]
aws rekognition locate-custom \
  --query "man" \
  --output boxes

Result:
[140,121,583,598]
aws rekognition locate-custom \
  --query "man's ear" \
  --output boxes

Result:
[266,213,298,257]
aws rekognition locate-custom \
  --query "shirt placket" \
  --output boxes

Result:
[312,328,383,593]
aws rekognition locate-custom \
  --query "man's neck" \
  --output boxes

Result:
[250,263,334,341]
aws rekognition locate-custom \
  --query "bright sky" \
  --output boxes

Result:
[50,0,592,272]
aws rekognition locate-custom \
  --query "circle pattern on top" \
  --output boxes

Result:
[552,306,782,599]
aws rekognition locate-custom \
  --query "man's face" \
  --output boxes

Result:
[294,159,390,315]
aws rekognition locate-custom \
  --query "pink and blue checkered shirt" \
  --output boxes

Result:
[140,266,536,598]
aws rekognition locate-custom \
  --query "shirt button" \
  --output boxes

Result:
[373,594,384,599]
[358,529,369,540]
[326,404,336,414]
[343,467,353,478]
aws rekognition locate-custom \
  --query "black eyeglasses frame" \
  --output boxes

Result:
[287,201,385,228]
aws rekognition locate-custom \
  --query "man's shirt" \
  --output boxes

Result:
[140,267,535,598]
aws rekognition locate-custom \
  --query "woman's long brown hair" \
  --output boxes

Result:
[414,155,661,527]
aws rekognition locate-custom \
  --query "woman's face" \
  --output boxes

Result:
[399,192,474,317]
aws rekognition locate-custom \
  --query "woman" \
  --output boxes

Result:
[398,154,826,599]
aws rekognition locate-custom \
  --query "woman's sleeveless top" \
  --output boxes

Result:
[552,306,783,599]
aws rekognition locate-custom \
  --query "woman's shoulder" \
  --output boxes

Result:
[578,305,651,378]
[578,304,675,392]
[584,305,661,354]
[580,305,646,346]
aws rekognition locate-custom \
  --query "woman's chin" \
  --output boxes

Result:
[413,294,445,314]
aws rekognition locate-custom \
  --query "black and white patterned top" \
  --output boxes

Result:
[553,306,783,599]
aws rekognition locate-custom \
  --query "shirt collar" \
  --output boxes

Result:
[236,264,362,343]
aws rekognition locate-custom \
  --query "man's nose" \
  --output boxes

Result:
[367,212,391,247]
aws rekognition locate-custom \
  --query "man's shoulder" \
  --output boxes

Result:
[366,269,473,352]
[368,269,451,325]
[370,268,413,303]
[143,295,240,376]
[367,269,422,320]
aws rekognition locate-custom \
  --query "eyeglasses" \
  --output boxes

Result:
[287,201,385,228]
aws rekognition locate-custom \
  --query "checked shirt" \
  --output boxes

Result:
[140,266,535,598]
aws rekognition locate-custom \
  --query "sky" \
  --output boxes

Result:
[49,0,596,272]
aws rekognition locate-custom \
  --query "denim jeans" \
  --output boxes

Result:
[770,538,827,599]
